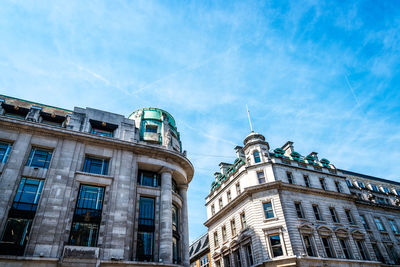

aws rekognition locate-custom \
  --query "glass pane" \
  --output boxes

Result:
[1,218,32,246]
[139,197,155,225]
[77,185,104,210]
[137,231,154,261]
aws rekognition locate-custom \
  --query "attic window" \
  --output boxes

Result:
[40,111,65,127]
[2,103,29,119]
[145,125,158,133]
[89,119,117,137]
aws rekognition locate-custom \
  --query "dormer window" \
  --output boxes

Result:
[40,111,65,127]
[357,181,366,189]
[145,125,158,133]
[2,103,29,120]
[370,184,379,192]
[381,186,390,194]
[253,151,261,163]
[89,119,117,137]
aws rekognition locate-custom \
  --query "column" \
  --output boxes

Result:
[180,185,190,267]
[159,170,173,263]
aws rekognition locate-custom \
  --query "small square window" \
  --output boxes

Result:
[26,147,52,169]
[83,156,109,175]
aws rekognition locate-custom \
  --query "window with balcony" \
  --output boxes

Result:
[137,197,155,261]
[329,207,339,223]
[26,147,52,169]
[0,178,44,255]
[295,202,304,219]
[138,170,159,187]
[312,205,323,221]
[263,201,274,219]
[0,142,12,163]
[303,175,311,187]
[257,171,266,184]
[69,185,104,247]
[83,156,109,175]
[253,151,261,163]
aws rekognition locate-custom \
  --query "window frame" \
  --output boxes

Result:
[26,147,52,169]
[268,234,284,258]
[329,207,339,223]
[303,175,311,187]
[253,151,261,163]
[294,202,305,219]
[257,171,266,184]
[263,201,274,219]
[230,219,237,237]
[345,209,355,225]
[286,172,294,184]
[82,156,109,176]
[319,178,327,191]
[0,141,12,163]
[312,205,323,221]
[302,235,316,257]
[240,212,247,229]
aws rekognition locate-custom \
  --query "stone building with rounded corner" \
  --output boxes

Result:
[205,131,400,267]
[0,95,194,267]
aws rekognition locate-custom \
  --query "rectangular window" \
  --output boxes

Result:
[240,212,247,229]
[312,205,322,221]
[345,180,353,188]
[82,156,109,175]
[172,179,179,194]
[137,197,155,261]
[303,175,310,187]
[321,237,334,258]
[231,219,237,236]
[335,181,342,193]
[219,198,223,209]
[245,244,253,266]
[357,181,366,189]
[138,170,159,187]
[200,255,209,267]
[222,225,227,242]
[137,231,154,261]
[372,244,384,263]
[233,250,241,267]
[329,207,339,223]
[360,215,369,230]
[286,172,294,184]
[263,201,274,219]
[89,119,116,137]
[172,236,180,264]
[0,142,12,163]
[295,202,304,219]
[381,186,390,194]
[269,234,283,257]
[211,204,215,216]
[236,183,241,195]
[385,244,400,264]
[370,184,379,192]
[138,197,155,227]
[145,125,158,133]
[374,218,386,232]
[345,209,355,225]
[339,239,352,259]
[227,190,232,202]
[215,260,221,267]
[356,240,368,260]
[172,204,179,233]
[319,178,327,190]
[303,235,315,256]
[0,178,44,256]
[253,151,261,163]
[257,171,266,184]
[223,255,231,267]
[69,185,104,247]
[213,232,219,247]
[26,147,52,169]
[388,219,399,234]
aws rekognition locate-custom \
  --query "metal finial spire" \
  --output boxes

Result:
[246,104,254,132]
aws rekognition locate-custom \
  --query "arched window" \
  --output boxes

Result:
[253,151,261,163]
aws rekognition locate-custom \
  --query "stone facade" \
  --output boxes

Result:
[204,132,400,267]
[0,95,193,267]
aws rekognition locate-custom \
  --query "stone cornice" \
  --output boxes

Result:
[204,181,354,227]
[0,116,194,183]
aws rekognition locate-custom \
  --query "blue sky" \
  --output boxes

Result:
[1,0,400,242]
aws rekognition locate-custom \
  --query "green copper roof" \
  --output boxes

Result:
[129,107,177,128]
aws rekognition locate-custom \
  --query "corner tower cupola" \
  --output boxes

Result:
[243,132,270,165]
[129,107,182,152]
